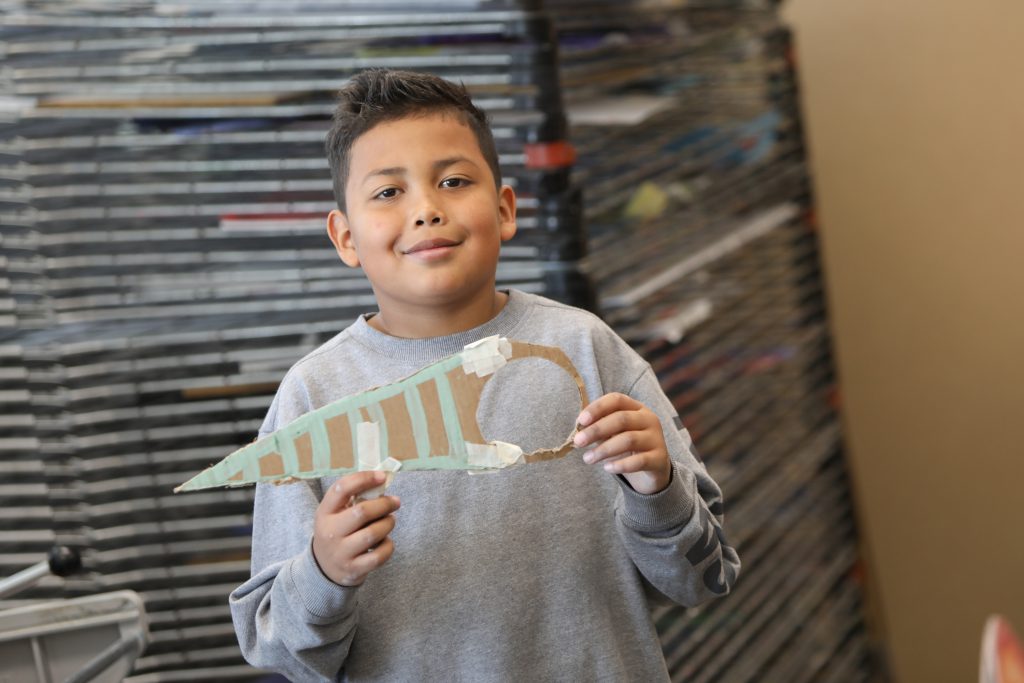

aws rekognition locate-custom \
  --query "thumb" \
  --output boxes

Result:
[322,470,387,513]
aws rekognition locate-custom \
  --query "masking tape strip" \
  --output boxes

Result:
[461,335,513,377]
[357,421,381,470]
[466,442,503,469]
[358,457,403,500]
[466,441,524,469]
[495,441,524,466]
[368,402,389,463]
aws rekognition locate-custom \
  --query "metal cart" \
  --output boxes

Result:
[0,547,148,683]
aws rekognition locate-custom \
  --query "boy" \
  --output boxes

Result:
[230,68,739,682]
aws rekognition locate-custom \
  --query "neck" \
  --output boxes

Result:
[368,289,508,339]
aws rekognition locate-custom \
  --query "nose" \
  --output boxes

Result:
[415,211,444,227]
[413,192,446,227]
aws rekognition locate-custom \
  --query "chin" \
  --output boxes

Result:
[420,282,487,306]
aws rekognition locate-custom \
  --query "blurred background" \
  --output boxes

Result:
[1,1,1021,682]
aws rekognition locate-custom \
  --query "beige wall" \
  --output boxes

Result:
[781,1,1024,681]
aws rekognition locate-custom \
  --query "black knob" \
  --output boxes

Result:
[47,546,82,577]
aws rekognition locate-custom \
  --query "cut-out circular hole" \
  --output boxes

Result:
[476,355,584,455]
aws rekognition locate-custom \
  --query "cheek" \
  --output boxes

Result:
[358,220,400,252]
[466,205,502,235]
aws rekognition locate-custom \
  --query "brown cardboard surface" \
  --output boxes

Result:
[175,337,591,492]
[418,379,451,458]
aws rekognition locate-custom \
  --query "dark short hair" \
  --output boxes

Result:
[325,68,501,212]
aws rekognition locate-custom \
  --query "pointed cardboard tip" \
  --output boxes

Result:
[173,463,230,493]
[173,474,202,493]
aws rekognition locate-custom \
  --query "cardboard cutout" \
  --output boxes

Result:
[174,336,588,493]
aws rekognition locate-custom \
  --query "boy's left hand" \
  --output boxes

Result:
[573,393,673,495]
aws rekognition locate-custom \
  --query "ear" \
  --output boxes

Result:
[327,209,361,268]
[497,185,517,242]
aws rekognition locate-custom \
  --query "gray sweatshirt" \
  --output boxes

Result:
[229,290,739,682]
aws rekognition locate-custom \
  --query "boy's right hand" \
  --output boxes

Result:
[312,471,400,587]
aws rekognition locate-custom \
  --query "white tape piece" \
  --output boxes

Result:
[495,441,524,466]
[358,457,403,500]
[467,442,502,468]
[357,421,381,470]
[379,457,402,473]
[461,335,513,377]
[466,440,525,469]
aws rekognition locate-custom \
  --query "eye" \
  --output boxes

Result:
[373,187,400,200]
[440,176,471,189]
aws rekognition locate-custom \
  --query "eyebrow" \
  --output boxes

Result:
[362,156,478,184]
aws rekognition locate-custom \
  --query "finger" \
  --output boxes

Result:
[332,495,401,539]
[600,451,657,475]
[339,514,397,556]
[582,430,656,464]
[321,470,388,513]
[338,537,396,585]
[574,409,650,449]
[576,392,642,429]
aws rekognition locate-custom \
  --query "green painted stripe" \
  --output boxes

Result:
[404,387,431,462]
[433,371,466,461]
[242,438,263,482]
[277,428,301,478]
[180,350,473,488]
[309,419,331,474]
[313,400,352,475]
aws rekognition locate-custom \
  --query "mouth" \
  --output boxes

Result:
[402,237,462,255]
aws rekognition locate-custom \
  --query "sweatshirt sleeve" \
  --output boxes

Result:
[613,366,741,607]
[228,376,361,681]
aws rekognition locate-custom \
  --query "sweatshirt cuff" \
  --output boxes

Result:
[616,461,696,534]
[285,542,360,624]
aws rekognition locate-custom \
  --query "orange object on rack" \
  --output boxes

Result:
[524,141,576,169]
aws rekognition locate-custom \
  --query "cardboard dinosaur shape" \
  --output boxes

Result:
[174,336,589,493]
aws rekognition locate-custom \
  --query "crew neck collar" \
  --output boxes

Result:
[348,290,529,364]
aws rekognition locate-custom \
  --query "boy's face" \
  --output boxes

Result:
[327,113,516,319]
